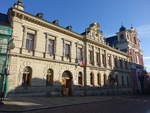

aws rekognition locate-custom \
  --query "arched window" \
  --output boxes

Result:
[97,73,101,86]
[78,72,83,86]
[134,37,136,44]
[103,74,107,86]
[90,72,94,86]
[22,66,32,87]
[46,69,54,86]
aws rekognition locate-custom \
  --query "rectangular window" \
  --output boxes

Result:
[96,52,100,66]
[114,57,118,68]
[77,47,83,61]
[89,50,94,65]
[102,54,106,67]
[0,38,7,54]
[108,55,112,67]
[120,59,123,68]
[48,39,55,55]
[26,33,34,51]
[64,44,71,58]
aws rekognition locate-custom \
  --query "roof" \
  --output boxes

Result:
[119,25,126,32]
[105,35,118,47]
[0,13,10,26]
[81,32,86,35]
[10,8,83,39]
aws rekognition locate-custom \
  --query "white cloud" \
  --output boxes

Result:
[137,24,150,38]
[145,65,150,68]
[144,56,150,60]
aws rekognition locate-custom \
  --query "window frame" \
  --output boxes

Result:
[64,43,71,59]
[48,39,55,56]
[26,33,35,51]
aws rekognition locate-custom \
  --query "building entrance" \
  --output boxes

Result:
[61,71,72,96]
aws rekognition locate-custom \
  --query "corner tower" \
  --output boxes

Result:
[116,26,144,66]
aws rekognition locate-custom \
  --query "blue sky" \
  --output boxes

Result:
[1,0,150,71]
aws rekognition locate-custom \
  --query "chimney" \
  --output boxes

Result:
[66,25,72,31]
[52,20,59,25]
[36,13,44,19]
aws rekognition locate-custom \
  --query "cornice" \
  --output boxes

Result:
[86,38,129,57]
[9,8,129,58]
[9,53,81,67]
[86,65,130,73]
[9,8,83,40]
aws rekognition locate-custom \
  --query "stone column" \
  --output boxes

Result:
[32,30,38,56]
[105,50,107,68]
[86,44,89,65]
[111,55,114,69]
[93,46,96,66]
[43,33,48,58]
[100,49,103,67]
[61,38,64,61]
[22,26,27,50]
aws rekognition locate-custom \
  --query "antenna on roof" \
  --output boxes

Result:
[131,24,134,29]
[18,0,23,3]
[121,21,124,26]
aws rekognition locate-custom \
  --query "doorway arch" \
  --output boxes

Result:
[22,66,32,87]
[46,69,54,86]
[61,70,73,96]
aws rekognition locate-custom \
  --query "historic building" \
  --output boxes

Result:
[106,25,145,93]
[0,0,143,96]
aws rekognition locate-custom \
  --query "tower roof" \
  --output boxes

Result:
[119,25,126,32]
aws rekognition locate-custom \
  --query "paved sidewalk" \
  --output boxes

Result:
[0,96,113,112]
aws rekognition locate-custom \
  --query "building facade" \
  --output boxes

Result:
[1,0,138,96]
[106,25,145,93]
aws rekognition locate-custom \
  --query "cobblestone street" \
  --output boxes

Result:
[25,96,150,113]
[0,96,150,113]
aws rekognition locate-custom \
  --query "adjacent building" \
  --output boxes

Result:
[0,13,13,97]
[106,25,144,93]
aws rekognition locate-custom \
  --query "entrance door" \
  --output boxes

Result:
[62,71,72,96]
